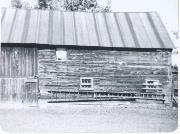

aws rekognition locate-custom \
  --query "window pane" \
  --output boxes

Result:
[56,50,67,60]
[80,78,93,90]
[81,85,92,88]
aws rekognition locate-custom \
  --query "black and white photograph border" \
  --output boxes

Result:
[0,0,179,133]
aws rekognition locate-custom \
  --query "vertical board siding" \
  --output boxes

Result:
[0,78,38,103]
[0,47,38,103]
[0,47,37,77]
[0,78,24,102]
[38,48,172,103]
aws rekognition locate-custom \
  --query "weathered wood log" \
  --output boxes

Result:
[38,48,172,103]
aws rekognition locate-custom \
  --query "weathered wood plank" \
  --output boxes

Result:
[0,47,37,77]
[0,78,38,103]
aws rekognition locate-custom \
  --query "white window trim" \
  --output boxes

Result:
[56,49,67,61]
[80,77,94,91]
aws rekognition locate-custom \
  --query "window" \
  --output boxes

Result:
[80,77,93,90]
[56,49,67,61]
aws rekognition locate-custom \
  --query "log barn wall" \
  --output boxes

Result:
[38,48,172,103]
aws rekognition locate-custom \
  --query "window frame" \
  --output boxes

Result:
[56,49,67,61]
[80,77,94,91]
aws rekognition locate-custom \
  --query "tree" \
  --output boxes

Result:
[37,0,111,12]
[11,0,22,8]
[11,0,111,12]
[38,0,49,9]
[11,0,33,9]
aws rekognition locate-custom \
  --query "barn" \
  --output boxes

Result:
[0,8,175,104]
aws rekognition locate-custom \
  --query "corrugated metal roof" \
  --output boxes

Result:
[1,8,174,49]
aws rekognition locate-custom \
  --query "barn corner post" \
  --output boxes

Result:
[167,50,173,106]
[161,49,173,106]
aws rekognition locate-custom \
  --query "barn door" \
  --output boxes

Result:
[23,79,38,104]
[0,47,38,104]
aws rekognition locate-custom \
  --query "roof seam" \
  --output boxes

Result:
[7,9,18,43]
[92,13,101,47]
[36,10,41,44]
[155,13,175,48]
[146,13,165,48]
[84,14,91,46]
[125,13,141,48]
[114,13,126,47]
[138,13,153,48]
[1,8,6,24]
[103,13,113,47]
[48,10,53,44]
[62,12,65,45]
[73,12,78,46]
[21,10,31,43]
